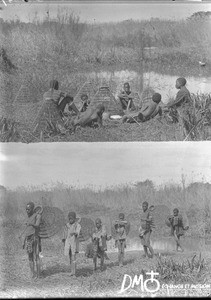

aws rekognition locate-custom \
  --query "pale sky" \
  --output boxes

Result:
[0,142,211,190]
[0,1,211,23]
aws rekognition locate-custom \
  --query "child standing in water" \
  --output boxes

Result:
[62,212,81,276]
[167,208,189,252]
[114,213,128,267]
[139,201,154,258]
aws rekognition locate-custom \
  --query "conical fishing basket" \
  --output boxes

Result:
[90,86,124,116]
[78,217,95,242]
[140,87,155,107]
[111,220,130,239]
[32,99,64,134]
[74,81,97,108]
[38,206,65,239]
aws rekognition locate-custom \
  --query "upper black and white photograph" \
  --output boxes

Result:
[0,0,211,142]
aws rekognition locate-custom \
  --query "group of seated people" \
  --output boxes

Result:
[43,77,191,130]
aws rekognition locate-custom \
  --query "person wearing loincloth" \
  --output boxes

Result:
[139,201,154,259]
[118,82,136,111]
[166,208,189,252]
[62,211,81,276]
[22,202,42,279]
[43,80,79,116]
[114,213,128,267]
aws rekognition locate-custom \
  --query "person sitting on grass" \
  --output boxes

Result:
[92,218,108,272]
[114,213,128,267]
[43,80,79,116]
[118,82,136,111]
[22,202,42,279]
[62,211,81,276]
[139,201,154,259]
[79,94,90,113]
[166,208,189,252]
[122,93,162,123]
[164,77,193,139]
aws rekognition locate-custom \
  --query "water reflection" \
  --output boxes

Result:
[106,236,209,253]
[83,70,211,104]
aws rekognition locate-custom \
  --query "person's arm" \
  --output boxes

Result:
[75,223,81,237]
[101,225,107,237]
[27,213,41,228]
[118,91,130,101]
[62,225,67,243]
[92,232,98,240]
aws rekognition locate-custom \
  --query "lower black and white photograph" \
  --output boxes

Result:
[0,142,211,297]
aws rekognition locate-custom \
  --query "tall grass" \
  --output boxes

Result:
[1,180,211,238]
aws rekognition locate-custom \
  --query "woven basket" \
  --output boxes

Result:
[90,86,124,116]
[79,217,95,242]
[38,206,65,239]
[73,81,97,108]
[32,99,64,134]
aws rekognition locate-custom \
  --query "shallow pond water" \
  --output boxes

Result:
[106,236,210,253]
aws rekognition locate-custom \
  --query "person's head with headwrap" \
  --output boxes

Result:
[50,80,59,90]
[119,213,125,221]
[26,202,35,217]
[142,201,148,212]
[152,93,162,104]
[175,77,187,89]
[68,211,76,224]
[95,218,102,229]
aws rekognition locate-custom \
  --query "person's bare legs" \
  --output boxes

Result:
[117,241,122,266]
[174,232,184,252]
[29,260,35,278]
[145,232,154,258]
[100,252,105,271]
[70,254,76,276]
[35,255,41,278]
[143,245,148,258]
[28,251,36,279]
[120,242,125,267]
